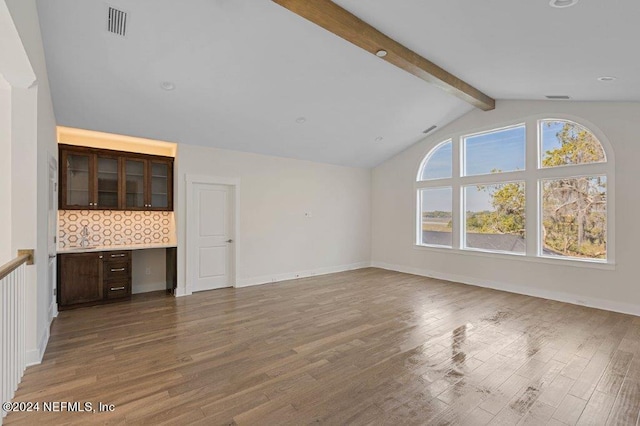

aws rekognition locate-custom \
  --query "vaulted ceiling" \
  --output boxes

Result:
[36,0,639,167]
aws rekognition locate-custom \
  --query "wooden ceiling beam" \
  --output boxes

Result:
[272,0,495,111]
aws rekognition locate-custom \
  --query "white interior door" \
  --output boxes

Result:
[191,183,234,292]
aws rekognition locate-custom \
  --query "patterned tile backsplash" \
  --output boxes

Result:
[58,210,176,249]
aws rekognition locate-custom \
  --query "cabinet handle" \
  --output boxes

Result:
[110,286,125,291]
[110,254,126,257]
[110,268,125,272]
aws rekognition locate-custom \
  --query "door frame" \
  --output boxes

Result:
[48,153,58,320]
[185,174,239,295]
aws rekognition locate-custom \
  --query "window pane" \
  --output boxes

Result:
[419,141,452,181]
[540,120,606,168]
[464,182,525,253]
[541,176,606,260]
[420,188,452,247]
[463,125,526,176]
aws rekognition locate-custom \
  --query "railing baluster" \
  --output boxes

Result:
[1,278,6,413]
[1,253,32,423]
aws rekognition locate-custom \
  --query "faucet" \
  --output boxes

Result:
[79,225,90,248]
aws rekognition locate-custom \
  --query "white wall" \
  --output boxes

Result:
[0,75,11,263]
[132,249,166,294]
[175,144,371,293]
[372,100,640,316]
[5,0,58,364]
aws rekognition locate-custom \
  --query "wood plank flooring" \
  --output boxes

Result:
[5,268,640,425]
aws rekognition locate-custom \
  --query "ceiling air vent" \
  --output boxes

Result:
[545,95,570,100]
[107,6,127,36]
[423,125,438,134]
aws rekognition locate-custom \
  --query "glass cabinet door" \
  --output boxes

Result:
[65,152,91,208]
[96,156,119,209]
[124,159,145,209]
[150,161,169,209]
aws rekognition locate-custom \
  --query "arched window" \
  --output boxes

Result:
[418,140,452,181]
[416,118,611,262]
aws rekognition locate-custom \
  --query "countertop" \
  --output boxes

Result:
[57,243,177,254]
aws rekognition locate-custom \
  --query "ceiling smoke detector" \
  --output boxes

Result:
[597,76,617,82]
[160,81,175,91]
[549,0,579,8]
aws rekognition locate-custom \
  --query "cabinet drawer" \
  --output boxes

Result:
[103,261,130,282]
[104,251,131,261]
[105,281,130,299]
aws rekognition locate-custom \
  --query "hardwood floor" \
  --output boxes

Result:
[5,268,640,425]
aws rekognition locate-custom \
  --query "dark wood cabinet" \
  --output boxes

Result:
[60,149,93,209]
[59,145,173,211]
[148,159,172,210]
[96,153,120,209]
[123,158,146,210]
[123,157,173,210]
[58,251,132,309]
[58,252,103,306]
[102,250,132,300]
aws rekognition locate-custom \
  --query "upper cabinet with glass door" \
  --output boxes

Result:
[61,149,92,209]
[149,160,172,210]
[96,154,120,209]
[59,145,173,211]
[123,158,146,210]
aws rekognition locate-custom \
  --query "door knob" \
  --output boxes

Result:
[226,239,233,243]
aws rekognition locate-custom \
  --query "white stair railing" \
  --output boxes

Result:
[0,250,32,424]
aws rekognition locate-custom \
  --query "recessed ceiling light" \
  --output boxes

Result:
[549,0,579,8]
[375,50,388,58]
[545,95,571,100]
[160,81,175,91]
[374,136,384,142]
[597,76,617,82]
[295,117,306,124]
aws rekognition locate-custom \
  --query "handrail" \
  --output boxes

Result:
[0,250,34,281]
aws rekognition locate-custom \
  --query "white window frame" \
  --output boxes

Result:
[462,123,526,177]
[417,186,453,248]
[461,179,527,255]
[414,114,615,269]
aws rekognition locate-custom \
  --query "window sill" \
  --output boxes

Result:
[412,244,615,270]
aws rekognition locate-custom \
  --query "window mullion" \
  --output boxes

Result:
[452,137,461,249]
[525,120,538,256]
[415,179,453,190]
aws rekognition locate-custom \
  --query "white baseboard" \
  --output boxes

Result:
[234,261,372,288]
[175,287,189,297]
[26,323,50,366]
[371,261,640,317]
[48,298,58,322]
